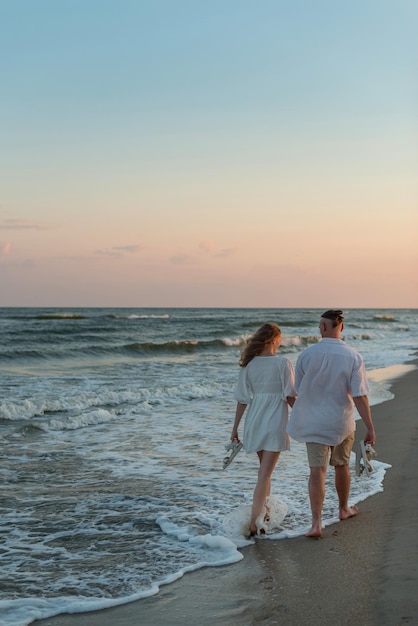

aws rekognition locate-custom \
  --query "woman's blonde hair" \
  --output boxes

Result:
[239,322,281,367]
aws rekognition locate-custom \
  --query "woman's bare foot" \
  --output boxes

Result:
[339,504,359,520]
[247,525,257,538]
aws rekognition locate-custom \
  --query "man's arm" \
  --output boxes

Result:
[353,395,376,444]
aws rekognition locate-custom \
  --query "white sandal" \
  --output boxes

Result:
[223,440,243,469]
[355,441,377,477]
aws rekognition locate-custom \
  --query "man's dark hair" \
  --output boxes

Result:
[321,309,344,327]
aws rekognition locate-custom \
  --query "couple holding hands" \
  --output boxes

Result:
[230,310,376,538]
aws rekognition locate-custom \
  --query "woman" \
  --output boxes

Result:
[231,322,296,536]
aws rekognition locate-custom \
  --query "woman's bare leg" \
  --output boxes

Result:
[249,450,280,534]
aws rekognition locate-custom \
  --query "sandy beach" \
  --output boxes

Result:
[34,363,418,626]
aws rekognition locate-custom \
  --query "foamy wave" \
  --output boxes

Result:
[221,334,322,350]
[157,517,242,559]
[2,333,338,365]
[373,315,396,321]
[221,335,248,347]
[0,398,66,420]
[36,313,86,319]
[131,314,170,319]
[0,383,227,422]
[281,335,321,349]
[0,337,236,364]
[109,313,170,319]
[43,409,116,431]
[125,338,239,354]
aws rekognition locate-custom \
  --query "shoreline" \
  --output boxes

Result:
[34,362,418,626]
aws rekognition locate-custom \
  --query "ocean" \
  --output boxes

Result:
[0,307,416,626]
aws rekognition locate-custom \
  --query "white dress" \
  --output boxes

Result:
[234,356,296,453]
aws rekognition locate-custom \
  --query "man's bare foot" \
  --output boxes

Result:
[306,523,322,538]
[339,504,359,520]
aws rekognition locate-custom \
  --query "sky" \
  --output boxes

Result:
[0,0,417,308]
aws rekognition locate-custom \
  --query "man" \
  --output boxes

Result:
[287,309,376,538]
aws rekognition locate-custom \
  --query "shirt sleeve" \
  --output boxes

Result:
[350,356,370,397]
[294,353,306,392]
[281,359,296,400]
[233,366,251,404]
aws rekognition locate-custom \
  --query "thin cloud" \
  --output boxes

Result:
[94,245,142,258]
[94,249,122,258]
[170,255,197,265]
[198,241,235,258]
[112,245,142,253]
[215,248,235,258]
[0,218,55,231]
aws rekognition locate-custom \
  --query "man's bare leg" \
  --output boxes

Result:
[335,464,359,520]
[307,465,327,537]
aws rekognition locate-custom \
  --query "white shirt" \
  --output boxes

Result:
[287,338,369,446]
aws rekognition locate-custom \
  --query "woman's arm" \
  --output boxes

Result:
[231,402,247,442]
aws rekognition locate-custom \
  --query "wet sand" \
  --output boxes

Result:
[35,364,418,626]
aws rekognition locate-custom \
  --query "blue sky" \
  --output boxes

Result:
[1,1,417,307]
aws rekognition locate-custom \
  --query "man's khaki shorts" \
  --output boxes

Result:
[306,432,355,467]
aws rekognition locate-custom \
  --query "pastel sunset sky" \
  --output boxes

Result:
[1,1,417,308]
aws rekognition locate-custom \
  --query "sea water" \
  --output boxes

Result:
[0,307,416,626]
